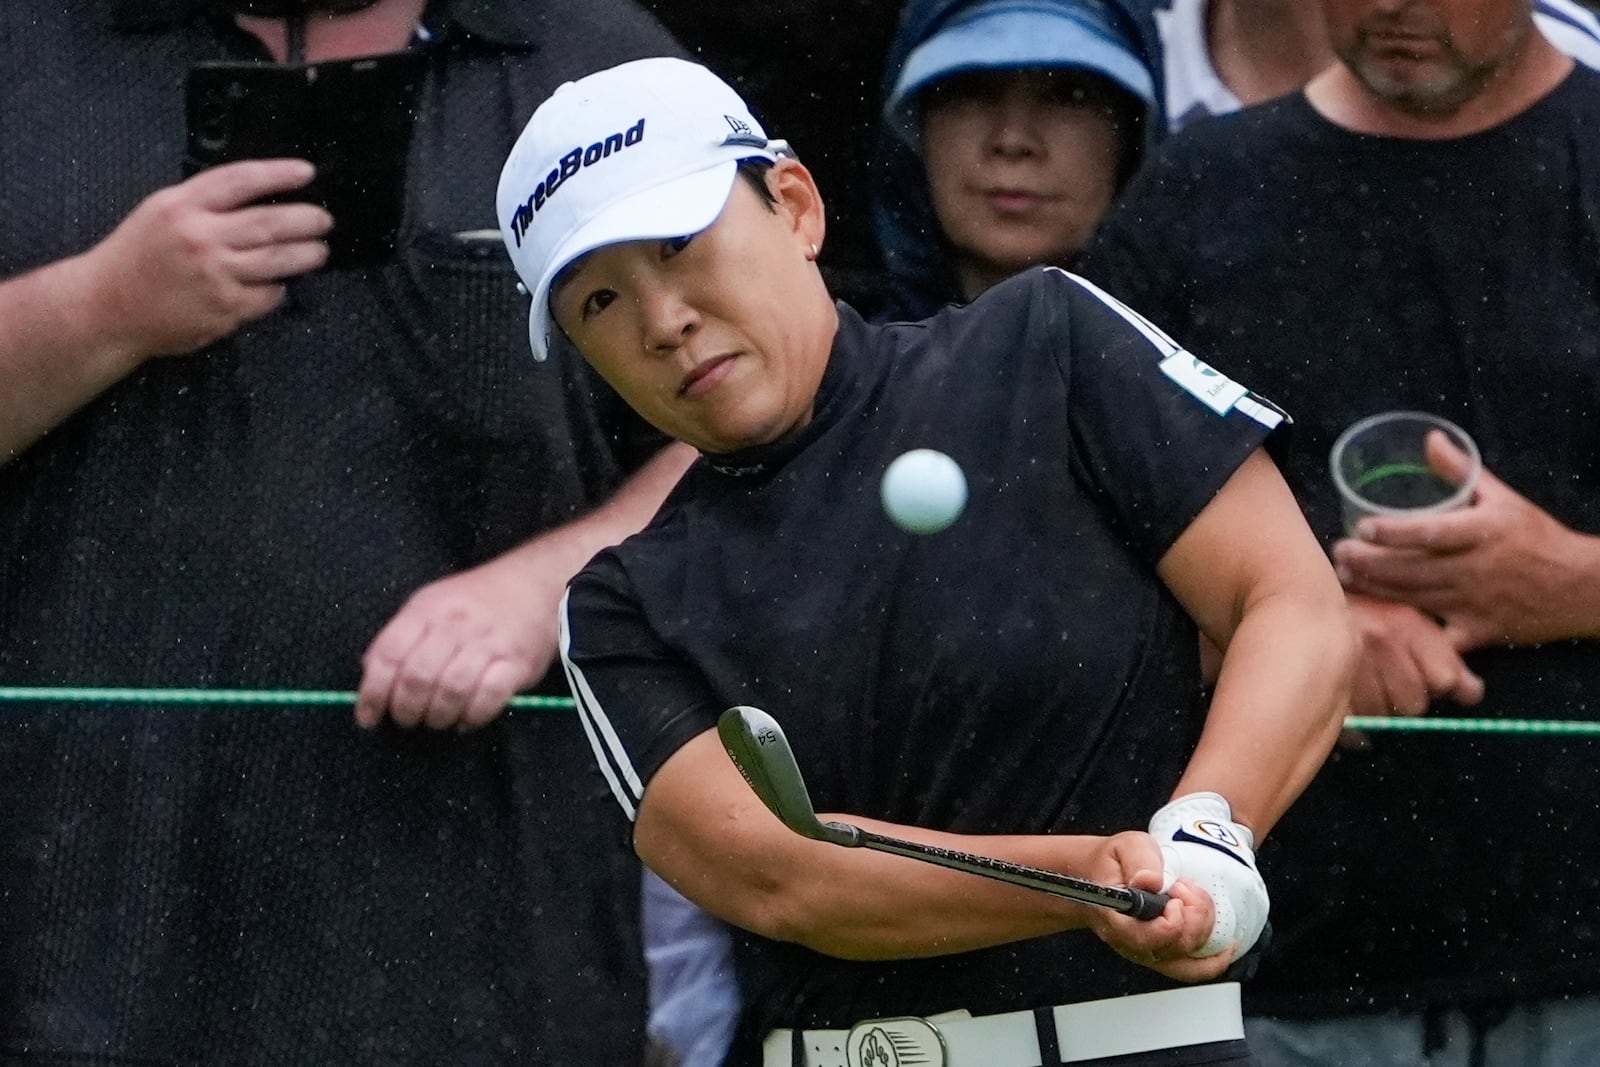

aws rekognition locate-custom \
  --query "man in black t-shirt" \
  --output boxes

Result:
[1084,0,1600,1062]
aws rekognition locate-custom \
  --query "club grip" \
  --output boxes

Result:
[1126,887,1171,921]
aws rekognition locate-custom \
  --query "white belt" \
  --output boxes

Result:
[763,983,1243,1067]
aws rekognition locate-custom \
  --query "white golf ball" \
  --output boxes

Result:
[880,449,967,535]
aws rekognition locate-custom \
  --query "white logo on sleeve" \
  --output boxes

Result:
[1159,351,1248,415]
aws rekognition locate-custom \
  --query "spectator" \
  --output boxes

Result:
[640,864,741,1066]
[1083,0,1600,1062]
[1154,0,1600,131]
[501,56,1357,1067]
[0,2,690,1064]
[873,0,1164,319]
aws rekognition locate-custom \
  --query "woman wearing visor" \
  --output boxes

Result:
[872,0,1163,321]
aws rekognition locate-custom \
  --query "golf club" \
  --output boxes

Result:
[717,705,1170,920]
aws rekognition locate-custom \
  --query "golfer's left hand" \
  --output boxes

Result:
[1084,832,1235,982]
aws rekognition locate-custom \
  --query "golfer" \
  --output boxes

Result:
[497,57,1355,1067]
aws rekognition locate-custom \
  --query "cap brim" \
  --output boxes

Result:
[526,160,739,361]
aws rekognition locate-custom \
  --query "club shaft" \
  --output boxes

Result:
[852,827,1169,919]
[717,707,1169,921]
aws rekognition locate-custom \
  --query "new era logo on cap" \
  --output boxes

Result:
[495,57,779,361]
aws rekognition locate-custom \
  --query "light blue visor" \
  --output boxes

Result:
[885,0,1155,147]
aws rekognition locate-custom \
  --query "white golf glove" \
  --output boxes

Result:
[1148,792,1269,959]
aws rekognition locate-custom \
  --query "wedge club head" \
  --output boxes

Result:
[718,705,858,846]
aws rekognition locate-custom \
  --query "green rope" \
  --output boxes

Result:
[1341,715,1600,735]
[0,688,1597,734]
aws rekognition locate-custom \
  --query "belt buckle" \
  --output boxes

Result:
[845,1016,947,1067]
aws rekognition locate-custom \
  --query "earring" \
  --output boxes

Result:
[807,243,819,261]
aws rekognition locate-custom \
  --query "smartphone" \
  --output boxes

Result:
[184,51,427,269]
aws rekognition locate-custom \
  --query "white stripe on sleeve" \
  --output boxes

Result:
[1044,268,1282,429]
[1236,394,1285,431]
[559,586,646,821]
[1046,267,1185,357]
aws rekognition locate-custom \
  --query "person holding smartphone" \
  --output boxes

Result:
[0,2,693,1064]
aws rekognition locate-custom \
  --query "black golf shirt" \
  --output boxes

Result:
[563,268,1284,1041]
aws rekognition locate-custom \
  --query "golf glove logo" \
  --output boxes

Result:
[1148,792,1269,959]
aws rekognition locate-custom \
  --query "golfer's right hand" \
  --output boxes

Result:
[1083,832,1234,983]
[79,159,331,357]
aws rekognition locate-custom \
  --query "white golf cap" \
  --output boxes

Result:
[496,56,780,361]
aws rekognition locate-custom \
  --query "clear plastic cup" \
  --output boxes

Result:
[1329,411,1481,535]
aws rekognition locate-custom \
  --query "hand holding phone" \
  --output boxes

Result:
[184,50,425,268]
[74,159,330,361]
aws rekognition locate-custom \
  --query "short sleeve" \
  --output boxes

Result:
[1045,269,1288,563]
[559,553,722,824]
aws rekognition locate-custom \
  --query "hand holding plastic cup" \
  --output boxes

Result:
[1329,411,1481,536]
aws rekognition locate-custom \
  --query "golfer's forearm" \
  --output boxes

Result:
[1175,592,1356,839]
[639,731,1129,961]
[0,256,143,463]
[723,823,1114,960]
